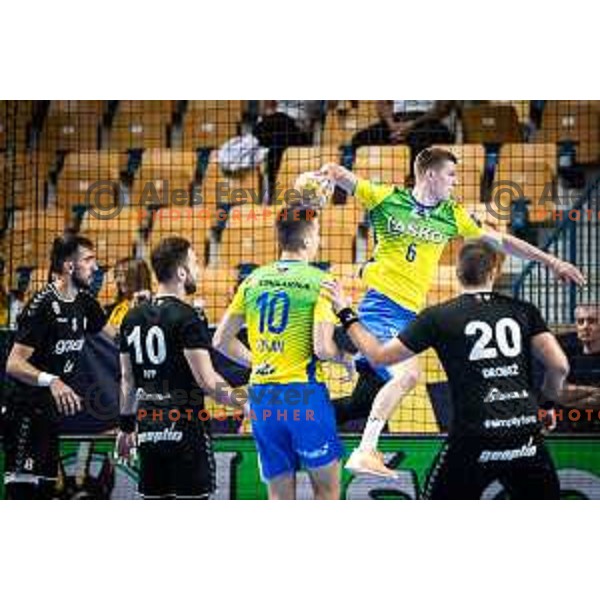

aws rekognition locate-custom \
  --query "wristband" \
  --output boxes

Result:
[37,372,58,387]
[119,414,137,433]
[540,400,556,411]
[337,307,359,330]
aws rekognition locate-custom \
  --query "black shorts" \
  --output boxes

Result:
[423,436,560,500]
[3,394,60,490]
[137,418,216,499]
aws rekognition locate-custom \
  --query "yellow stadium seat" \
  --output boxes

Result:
[536,101,600,164]
[181,101,245,150]
[200,150,263,211]
[353,145,411,188]
[496,143,558,223]
[130,149,198,206]
[47,100,106,117]
[318,205,363,264]
[80,207,144,268]
[57,151,125,209]
[109,101,173,150]
[218,205,278,267]
[195,265,238,324]
[148,205,214,263]
[462,104,522,144]
[275,146,340,200]
[40,114,101,152]
[1,208,68,281]
[0,152,50,209]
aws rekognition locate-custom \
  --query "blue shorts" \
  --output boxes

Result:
[248,382,343,482]
[356,289,417,382]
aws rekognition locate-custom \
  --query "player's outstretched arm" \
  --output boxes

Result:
[479,229,586,287]
[321,280,414,367]
[213,311,252,368]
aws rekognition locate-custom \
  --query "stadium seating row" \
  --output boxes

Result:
[2,100,598,160]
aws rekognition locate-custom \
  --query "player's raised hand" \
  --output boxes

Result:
[321,279,351,314]
[550,259,586,286]
[114,431,137,466]
[319,163,357,194]
[49,378,82,416]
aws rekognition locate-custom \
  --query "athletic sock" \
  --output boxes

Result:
[358,417,386,452]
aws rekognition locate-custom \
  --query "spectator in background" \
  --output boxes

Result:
[253,101,322,199]
[351,101,456,166]
[558,303,600,411]
[0,258,8,328]
[105,258,152,329]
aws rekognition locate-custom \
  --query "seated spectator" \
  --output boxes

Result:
[105,258,152,329]
[351,101,456,166]
[556,302,600,431]
[253,101,322,198]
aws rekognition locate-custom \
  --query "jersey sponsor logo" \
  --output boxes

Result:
[483,388,529,403]
[482,363,520,379]
[258,279,311,290]
[478,437,538,463]
[63,360,75,374]
[255,363,276,376]
[386,216,447,244]
[138,428,183,444]
[483,414,538,430]
[54,339,85,355]
[135,388,171,402]
[297,442,330,460]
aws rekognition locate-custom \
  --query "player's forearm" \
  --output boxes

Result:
[217,338,252,369]
[6,356,46,387]
[540,366,569,405]
[119,381,137,415]
[497,231,560,269]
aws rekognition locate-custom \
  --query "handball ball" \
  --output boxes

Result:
[292,171,334,208]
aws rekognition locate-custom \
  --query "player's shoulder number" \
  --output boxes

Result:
[464,317,522,361]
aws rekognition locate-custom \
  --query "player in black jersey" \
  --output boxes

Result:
[116,237,239,499]
[323,240,569,499]
[4,234,110,499]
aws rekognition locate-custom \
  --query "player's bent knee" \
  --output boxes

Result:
[388,362,420,389]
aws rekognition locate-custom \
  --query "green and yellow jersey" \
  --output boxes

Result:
[228,260,336,385]
[356,179,484,312]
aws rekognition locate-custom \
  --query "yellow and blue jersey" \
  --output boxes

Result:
[228,260,336,385]
[356,179,484,313]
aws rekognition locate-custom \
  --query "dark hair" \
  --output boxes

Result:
[415,147,457,177]
[457,240,499,287]
[276,206,318,252]
[50,233,94,275]
[122,258,152,298]
[151,237,192,284]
